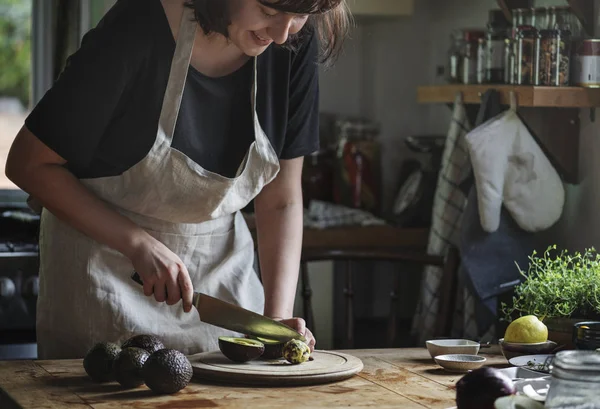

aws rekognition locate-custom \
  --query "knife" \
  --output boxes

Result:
[130,272,306,343]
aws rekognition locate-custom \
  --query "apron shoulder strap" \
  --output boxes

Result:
[158,6,197,141]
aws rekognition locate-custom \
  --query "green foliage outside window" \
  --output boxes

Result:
[0,0,32,108]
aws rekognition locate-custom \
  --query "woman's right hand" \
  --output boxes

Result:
[128,234,194,313]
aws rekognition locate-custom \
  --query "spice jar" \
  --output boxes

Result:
[460,30,485,84]
[485,9,509,83]
[516,28,540,85]
[446,30,464,84]
[504,38,515,84]
[476,38,486,84]
[573,39,600,88]
[538,29,571,86]
[545,350,600,409]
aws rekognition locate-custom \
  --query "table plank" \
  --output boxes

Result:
[0,360,91,409]
[0,348,507,409]
[357,356,454,409]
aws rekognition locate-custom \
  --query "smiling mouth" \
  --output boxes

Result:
[252,31,272,45]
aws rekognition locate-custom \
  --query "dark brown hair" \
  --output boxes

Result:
[184,0,351,66]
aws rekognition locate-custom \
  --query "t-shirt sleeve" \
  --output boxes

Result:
[279,30,320,160]
[25,13,146,171]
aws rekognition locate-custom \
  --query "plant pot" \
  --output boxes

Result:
[544,317,588,349]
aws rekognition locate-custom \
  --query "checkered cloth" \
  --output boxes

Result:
[303,200,386,229]
[411,94,473,344]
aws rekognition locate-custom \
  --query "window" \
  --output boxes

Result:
[0,0,32,192]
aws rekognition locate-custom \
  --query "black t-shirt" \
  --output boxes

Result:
[25,0,320,179]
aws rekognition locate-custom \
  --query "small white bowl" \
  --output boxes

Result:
[425,339,480,359]
[434,354,486,373]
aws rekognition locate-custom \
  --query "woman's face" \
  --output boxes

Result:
[228,0,310,56]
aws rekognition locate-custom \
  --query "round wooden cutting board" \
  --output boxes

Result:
[189,350,364,386]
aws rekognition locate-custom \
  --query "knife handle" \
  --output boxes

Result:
[131,271,144,286]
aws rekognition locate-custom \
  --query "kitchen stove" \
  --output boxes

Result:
[0,206,40,360]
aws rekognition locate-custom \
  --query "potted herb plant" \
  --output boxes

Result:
[501,245,600,347]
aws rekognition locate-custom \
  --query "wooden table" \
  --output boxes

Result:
[0,347,509,409]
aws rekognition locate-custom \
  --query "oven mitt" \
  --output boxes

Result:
[464,103,564,233]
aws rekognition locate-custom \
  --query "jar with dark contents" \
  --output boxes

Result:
[538,29,571,86]
[516,28,540,85]
[485,9,509,83]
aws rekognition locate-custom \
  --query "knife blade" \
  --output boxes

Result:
[130,272,306,343]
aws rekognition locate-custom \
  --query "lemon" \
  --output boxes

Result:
[504,315,548,343]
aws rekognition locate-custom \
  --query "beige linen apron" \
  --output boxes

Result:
[36,6,280,359]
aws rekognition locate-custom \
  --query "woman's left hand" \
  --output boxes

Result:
[276,317,316,352]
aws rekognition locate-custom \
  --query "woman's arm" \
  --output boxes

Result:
[5,126,194,311]
[254,157,315,348]
[254,157,304,319]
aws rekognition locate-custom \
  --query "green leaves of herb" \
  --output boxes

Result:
[501,245,600,322]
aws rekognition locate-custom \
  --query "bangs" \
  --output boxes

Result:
[258,0,342,14]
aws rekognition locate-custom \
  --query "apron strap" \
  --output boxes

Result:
[159,6,197,142]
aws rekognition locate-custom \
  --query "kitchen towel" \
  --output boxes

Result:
[411,93,472,345]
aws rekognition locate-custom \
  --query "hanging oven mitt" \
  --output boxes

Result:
[464,93,565,233]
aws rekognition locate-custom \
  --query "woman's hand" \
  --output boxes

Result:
[128,234,194,313]
[276,317,316,352]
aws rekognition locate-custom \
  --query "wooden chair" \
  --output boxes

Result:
[299,227,461,349]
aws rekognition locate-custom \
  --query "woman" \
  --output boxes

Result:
[5,0,349,359]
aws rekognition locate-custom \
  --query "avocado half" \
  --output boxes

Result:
[254,337,286,360]
[218,337,265,363]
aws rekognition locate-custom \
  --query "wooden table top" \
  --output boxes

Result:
[0,347,508,409]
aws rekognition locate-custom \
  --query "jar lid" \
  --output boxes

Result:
[553,350,600,372]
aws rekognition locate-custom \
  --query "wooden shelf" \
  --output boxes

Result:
[417,84,585,184]
[417,85,600,108]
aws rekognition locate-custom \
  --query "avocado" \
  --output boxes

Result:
[143,349,193,394]
[282,339,311,364]
[113,347,150,388]
[254,337,285,360]
[121,334,165,354]
[83,342,121,382]
[218,337,265,363]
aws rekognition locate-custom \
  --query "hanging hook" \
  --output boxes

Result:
[509,90,518,112]
[455,91,464,105]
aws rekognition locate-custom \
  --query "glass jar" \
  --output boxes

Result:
[516,28,540,85]
[461,30,485,84]
[476,38,486,84]
[538,29,572,86]
[504,38,515,84]
[485,9,509,83]
[447,30,464,84]
[552,6,582,41]
[545,350,600,409]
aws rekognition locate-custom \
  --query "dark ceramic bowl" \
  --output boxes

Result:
[573,321,600,350]
[499,338,558,360]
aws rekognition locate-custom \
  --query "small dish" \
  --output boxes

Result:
[425,339,480,359]
[434,354,486,373]
[508,354,554,374]
[499,338,558,360]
